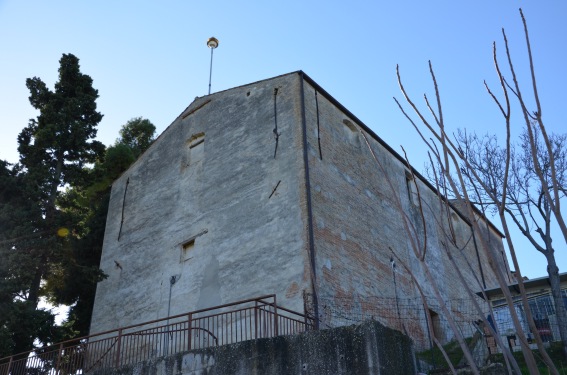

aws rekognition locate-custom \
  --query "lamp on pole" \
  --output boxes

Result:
[207,37,219,95]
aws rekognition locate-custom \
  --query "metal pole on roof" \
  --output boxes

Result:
[207,37,219,95]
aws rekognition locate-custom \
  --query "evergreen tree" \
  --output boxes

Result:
[118,117,156,158]
[0,160,58,356]
[0,52,156,355]
[0,53,104,354]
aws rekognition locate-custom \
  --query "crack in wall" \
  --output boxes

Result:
[269,180,282,199]
[118,177,130,241]
[273,88,280,159]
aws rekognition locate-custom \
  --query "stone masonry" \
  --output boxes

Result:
[90,71,511,349]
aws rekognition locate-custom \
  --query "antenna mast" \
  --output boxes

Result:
[207,37,219,95]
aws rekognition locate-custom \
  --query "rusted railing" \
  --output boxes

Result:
[0,295,313,375]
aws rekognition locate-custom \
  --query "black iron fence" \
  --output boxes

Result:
[0,295,313,375]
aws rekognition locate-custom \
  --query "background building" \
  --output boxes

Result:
[481,272,567,351]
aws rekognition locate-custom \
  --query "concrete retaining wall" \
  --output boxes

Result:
[94,321,415,375]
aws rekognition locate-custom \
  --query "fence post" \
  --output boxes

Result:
[6,355,13,375]
[115,328,123,367]
[56,342,64,373]
[188,313,193,351]
[273,295,279,337]
[303,293,309,331]
[254,300,258,339]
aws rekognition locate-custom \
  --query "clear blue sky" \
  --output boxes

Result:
[0,1,565,280]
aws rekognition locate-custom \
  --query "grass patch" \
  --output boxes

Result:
[489,342,567,374]
[416,338,473,371]
[418,341,567,374]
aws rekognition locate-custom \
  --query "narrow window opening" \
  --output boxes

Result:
[449,212,458,246]
[342,119,360,147]
[429,309,443,341]
[405,171,420,206]
[342,119,357,133]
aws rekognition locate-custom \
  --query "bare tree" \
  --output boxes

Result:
[392,8,561,374]
[457,128,567,358]
[458,6,567,359]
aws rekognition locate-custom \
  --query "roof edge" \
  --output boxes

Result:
[297,71,505,238]
[478,272,567,300]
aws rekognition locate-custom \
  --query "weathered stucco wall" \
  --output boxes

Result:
[91,73,312,334]
[300,78,508,346]
[90,71,511,352]
[92,321,415,375]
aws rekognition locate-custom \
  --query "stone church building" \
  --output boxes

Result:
[90,71,510,348]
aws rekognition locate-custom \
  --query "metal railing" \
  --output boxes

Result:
[0,295,313,375]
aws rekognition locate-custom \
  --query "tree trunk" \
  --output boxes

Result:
[27,256,45,308]
[13,254,48,355]
[546,252,567,359]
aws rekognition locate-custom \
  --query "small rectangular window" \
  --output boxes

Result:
[181,239,195,262]
[178,229,207,262]
[187,133,205,165]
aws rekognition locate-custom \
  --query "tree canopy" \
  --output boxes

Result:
[0,53,156,357]
[117,117,156,158]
